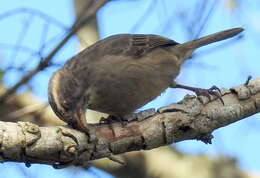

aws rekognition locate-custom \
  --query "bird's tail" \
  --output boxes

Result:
[176,28,244,62]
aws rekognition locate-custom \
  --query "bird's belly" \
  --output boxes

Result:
[87,63,172,116]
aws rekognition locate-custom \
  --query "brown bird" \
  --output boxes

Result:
[48,28,243,132]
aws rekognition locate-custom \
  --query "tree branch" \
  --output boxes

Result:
[0,78,259,168]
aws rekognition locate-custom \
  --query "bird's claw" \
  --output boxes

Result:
[244,75,252,86]
[195,85,224,105]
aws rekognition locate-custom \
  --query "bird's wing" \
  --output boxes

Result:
[64,34,179,69]
[94,34,179,57]
[126,34,179,56]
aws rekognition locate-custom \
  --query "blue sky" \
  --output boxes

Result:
[0,0,260,177]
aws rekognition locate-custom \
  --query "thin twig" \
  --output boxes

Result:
[38,21,50,52]
[130,0,158,33]
[0,0,110,104]
[0,43,40,56]
[0,7,67,30]
[192,0,218,39]
[7,13,35,68]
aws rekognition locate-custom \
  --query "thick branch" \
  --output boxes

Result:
[0,78,259,167]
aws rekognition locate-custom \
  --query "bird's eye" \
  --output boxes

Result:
[62,100,70,110]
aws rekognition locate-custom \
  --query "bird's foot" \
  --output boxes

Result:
[194,85,224,105]
[196,133,214,144]
[170,82,224,105]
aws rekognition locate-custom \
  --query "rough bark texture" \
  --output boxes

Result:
[0,78,259,168]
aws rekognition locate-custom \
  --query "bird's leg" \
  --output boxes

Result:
[170,81,224,105]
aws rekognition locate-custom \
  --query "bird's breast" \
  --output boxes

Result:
[86,54,178,116]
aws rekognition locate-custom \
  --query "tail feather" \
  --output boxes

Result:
[176,28,244,61]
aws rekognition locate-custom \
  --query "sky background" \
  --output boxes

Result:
[0,0,260,177]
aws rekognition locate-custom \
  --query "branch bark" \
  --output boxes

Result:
[0,78,259,168]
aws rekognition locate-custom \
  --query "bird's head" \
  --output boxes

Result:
[48,69,85,126]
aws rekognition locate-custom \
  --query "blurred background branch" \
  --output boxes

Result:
[0,0,110,104]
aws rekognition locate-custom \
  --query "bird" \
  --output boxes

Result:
[48,27,244,132]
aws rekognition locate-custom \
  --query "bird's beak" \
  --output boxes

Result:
[74,108,89,132]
